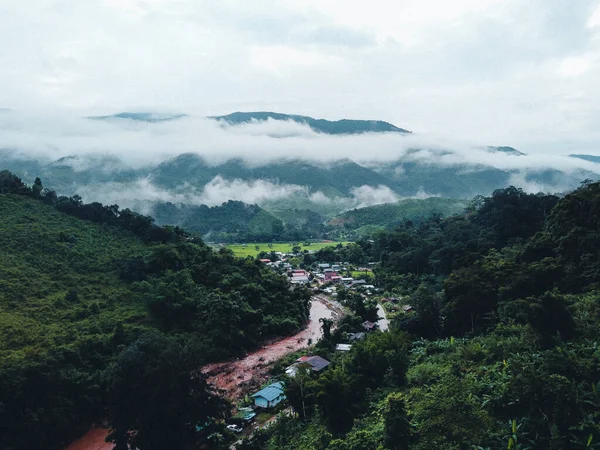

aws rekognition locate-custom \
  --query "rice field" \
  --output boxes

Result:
[214,241,350,258]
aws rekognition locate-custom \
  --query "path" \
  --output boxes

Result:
[377,303,389,331]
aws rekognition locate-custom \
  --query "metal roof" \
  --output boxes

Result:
[297,355,330,371]
[251,381,285,402]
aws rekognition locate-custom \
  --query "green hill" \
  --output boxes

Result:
[211,111,411,134]
[328,197,468,230]
[0,171,310,450]
[151,200,285,242]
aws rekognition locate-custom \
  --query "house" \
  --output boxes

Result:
[331,264,340,271]
[291,275,309,285]
[362,320,377,331]
[251,381,286,408]
[402,304,415,313]
[324,269,338,281]
[234,407,257,424]
[331,276,343,284]
[259,259,271,263]
[296,355,331,372]
[341,277,354,284]
[336,343,352,352]
[351,279,366,287]
[318,263,330,269]
[347,332,366,341]
[292,269,307,276]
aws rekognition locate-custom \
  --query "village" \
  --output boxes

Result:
[199,248,414,447]
[66,247,414,450]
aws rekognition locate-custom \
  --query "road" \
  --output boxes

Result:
[377,303,389,331]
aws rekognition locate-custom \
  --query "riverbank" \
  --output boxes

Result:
[202,295,344,400]
[64,295,343,449]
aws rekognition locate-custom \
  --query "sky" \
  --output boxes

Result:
[1,0,600,155]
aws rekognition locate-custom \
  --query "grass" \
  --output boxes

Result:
[216,241,351,258]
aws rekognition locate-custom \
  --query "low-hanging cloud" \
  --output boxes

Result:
[1,111,600,176]
[74,176,309,211]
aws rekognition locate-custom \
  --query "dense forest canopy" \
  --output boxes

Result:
[0,170,310,450]
[247,181,600,450]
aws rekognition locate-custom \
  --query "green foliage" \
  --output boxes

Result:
[105,331,228,450]
[0,173,312,449]
[258,182,600,450]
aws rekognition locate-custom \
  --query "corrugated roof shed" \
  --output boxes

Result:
[297,355,330,371]
[251,381,285,402]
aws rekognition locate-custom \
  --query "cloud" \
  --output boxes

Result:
[348,185,401,208]
[73,176,309,212]
[2,111,600,177]
[0,0,600,156]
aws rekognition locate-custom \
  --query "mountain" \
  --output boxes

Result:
[328,197,468,230]
[486,145,525,156]
[0,171,310,449]
[211,111,411,134]
[88,112,187,122]
[1,112,599,225]
[570,153,600,164]
[151,200,285,241]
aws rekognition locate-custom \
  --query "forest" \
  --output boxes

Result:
[0,170,311,450]
[245,182,600,450]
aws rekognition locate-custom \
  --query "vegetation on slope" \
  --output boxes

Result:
[246,182,600,450]
[0,170,310,450]
[327,198,468,230]
[211,111,410,134]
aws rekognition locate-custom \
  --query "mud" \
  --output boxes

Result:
[202,296,344,400]
[64,427,112,450]
[65,296,343,449]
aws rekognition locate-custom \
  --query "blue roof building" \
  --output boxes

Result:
[251,381,286,408]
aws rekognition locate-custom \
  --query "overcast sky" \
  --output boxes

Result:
[1,0,600,154]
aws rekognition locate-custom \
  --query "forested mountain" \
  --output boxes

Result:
[328,198,468,231]
[0,170,311,450]
[211,111,411,134]
[1,111,599,230]
[151,200,286,241]
[247,182,600,450]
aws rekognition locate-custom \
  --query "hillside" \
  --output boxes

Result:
[211,111,411,134]
[0,171,311,450]
[327,198,468,230]
[247,184,600,450]
[151,200,285,241]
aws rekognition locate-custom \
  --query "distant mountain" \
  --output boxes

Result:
[211,111,411,134]
[570,154,600,164]
[328,198,468,231]
[88,112,187,122]
[151,200,284,242]
[486,146,525,156]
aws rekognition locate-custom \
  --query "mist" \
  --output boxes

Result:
[1,110,599,173]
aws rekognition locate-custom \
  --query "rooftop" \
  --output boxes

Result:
[251,381,285,402]
[297,355,331,371]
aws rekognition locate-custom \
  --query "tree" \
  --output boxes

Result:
[105,331,227,450]
[284,364,313,420]
[32,177,43,197]
[384,392,411,450]
[319,317,334,341]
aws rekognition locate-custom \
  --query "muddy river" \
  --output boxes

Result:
[64,295,343,449]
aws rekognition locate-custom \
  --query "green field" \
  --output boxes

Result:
[217,241,350,258]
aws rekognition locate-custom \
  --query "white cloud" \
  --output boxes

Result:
[557,55,593,77]
[588,3,600,28]
[1,1,600,159]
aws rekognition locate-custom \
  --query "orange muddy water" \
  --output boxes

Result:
[202,295,343,399]
[65,296,343,449]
